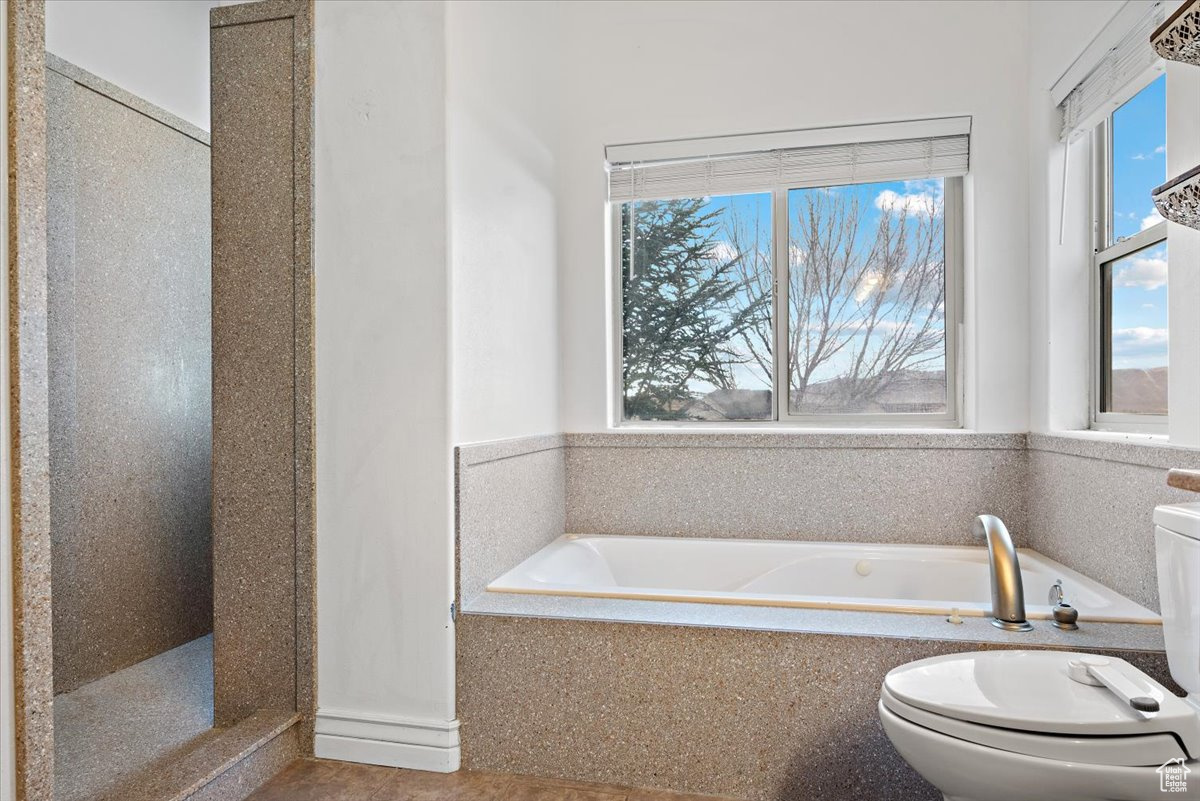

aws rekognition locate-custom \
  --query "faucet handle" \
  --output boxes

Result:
[1048,579,1065,606]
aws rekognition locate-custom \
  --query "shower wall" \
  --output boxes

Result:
[46,54,213,693]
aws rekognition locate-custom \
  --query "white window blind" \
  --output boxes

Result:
[1058,1,1167,143]
[606,118,971,203]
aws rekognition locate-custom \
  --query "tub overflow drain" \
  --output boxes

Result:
[855,560,872,577]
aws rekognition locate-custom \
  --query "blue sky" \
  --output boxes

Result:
[639,178,946,395]
[1109,75,1168,371]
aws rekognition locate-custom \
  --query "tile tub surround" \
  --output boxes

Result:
[456,432,1030,606]
[458,432,1200,619]
[456,614,1178,801]
[1027,433,1200,613]
[46,55,213,694]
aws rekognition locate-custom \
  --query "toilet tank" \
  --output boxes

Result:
[1154,503,1200,698]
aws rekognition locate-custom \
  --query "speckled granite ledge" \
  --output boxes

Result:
[566,431,1027,450]
[1028,431,1200,469]
[456,433,565,467]
[462,592,1165,652]
[94,710,299,801]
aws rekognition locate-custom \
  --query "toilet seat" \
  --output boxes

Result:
[881,684,1188,766]
[882,650,1200,765]
[879,700,1195,801]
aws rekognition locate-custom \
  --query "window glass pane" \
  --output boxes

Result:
[1111,75,1166,244]
[1103,241,1168,415]
[621,193,773,421]
[787,180,947,415]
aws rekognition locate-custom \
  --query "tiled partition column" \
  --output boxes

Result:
[210,0,314,730]
[7,3,53,798]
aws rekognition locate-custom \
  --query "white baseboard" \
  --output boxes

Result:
[314,709,461,773]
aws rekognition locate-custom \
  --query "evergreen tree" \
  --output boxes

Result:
[622,198,770,420]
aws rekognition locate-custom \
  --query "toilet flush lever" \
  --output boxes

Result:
[1068,657,1160,717]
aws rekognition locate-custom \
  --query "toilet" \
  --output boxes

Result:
[879,503,1200,801]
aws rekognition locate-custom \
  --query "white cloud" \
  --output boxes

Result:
[855,270,887,303]
[874,190,940,217]
[1113,254,1167,290]
[1141,209,1165,230]
[707,241,740,264]
[1111,326,1168,356]
[1132,145,1167,161]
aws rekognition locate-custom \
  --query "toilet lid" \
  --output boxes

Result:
[883,651,1200,756]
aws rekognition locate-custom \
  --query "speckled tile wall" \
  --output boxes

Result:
[456,435,566,604]
[564,433,1029,544]
[1027,434,1200,613]
[9,3,315,798]
[45,56,213,694]
[456,615,1174,801]
[9,2,55,798]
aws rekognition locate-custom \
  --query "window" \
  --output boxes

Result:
[611,123,966,425]
[621,193,774,421]
[1093,75,1168,429]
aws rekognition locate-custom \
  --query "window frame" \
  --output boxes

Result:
[608,177,966,428]
[1089,116,1169,433]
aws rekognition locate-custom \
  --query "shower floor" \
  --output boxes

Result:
[54,634,214,801]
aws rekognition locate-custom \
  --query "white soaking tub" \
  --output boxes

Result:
[486,535,1160,624]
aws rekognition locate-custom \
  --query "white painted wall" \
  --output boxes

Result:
[447,0,560,444]
[313,0,458,771]
[1027,1,1200,445]
[45,0,221,131]
[1027,0,1124,434]
[1164,62,1200,446]
[554,0,1032,433]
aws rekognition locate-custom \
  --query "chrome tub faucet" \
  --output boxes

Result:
[974,514,1032,632]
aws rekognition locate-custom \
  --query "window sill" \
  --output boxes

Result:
[1065,429,1169,445]
[610,421,966,434]
[574,430,1026,452]
[1028,430,1200,471]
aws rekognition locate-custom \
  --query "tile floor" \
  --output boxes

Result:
[246,759,740,801]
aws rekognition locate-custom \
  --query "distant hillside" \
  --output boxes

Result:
[1109,366,1167,415]
[680,369,948,420]
[666,366,1168,421]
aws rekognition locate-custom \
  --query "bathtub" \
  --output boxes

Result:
[486,535,1160,624]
